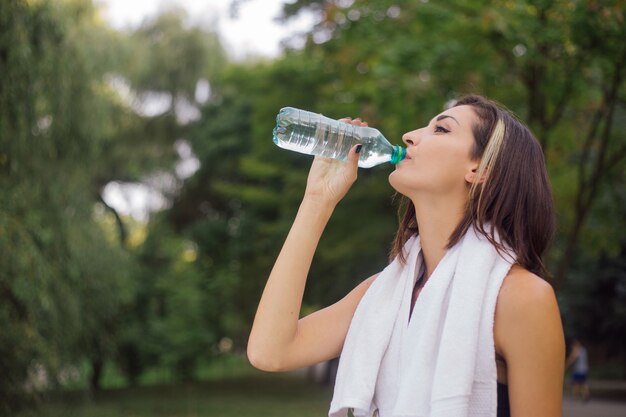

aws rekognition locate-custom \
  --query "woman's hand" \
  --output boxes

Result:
[303,117,368,207]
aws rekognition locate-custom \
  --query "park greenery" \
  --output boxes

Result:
[1,0,625,415]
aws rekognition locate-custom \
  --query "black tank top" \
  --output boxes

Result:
[497,382,511,417]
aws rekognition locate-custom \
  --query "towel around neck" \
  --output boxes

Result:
[329,227,514,417]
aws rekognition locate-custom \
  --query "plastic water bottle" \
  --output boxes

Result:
[272,107,406,168]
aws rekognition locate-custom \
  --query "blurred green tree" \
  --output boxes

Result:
[560,241,626,377]
[0,0,227,409]
[106,7,229,385]
[0,0,140,410]
[166,53,403,355]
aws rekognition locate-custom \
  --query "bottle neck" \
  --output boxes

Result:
[390,145,406,164]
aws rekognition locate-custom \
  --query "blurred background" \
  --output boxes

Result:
[1,0,625,416]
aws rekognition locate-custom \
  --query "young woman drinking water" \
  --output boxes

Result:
[248,95,565,417]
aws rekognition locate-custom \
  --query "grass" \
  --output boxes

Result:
[60,353,264,391]
[26,354,625,417]
[19,355,335,417]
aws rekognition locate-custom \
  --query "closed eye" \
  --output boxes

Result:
[434,125,450,133]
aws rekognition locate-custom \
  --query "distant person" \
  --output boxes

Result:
[248,95,565,416]
[566,338,590,402]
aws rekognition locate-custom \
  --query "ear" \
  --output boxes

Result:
[465,166,487,184]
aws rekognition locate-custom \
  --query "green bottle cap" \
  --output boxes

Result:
[390,145,406,164]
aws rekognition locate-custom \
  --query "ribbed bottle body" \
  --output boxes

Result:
[273,107,404,168]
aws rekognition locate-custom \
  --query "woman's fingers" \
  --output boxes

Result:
[347,144,361,167]
[340,117,368,127]
[338,145,360,188]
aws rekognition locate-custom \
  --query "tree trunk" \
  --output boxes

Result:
[90,358,104,393]
[552,45,626,288]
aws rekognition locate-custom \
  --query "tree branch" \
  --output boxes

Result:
[1,283,29,320]
[547,54,584,130]
[607,143,626,173]
[577,95,607,211]
[553,44,626,288]
[99,195,127,247]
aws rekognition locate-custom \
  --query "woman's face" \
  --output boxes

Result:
[388,105,479,198]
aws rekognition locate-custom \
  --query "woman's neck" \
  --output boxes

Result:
[413,196,466,280]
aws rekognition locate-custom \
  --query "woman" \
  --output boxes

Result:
[565,338,590,402]
[247,95,565,416]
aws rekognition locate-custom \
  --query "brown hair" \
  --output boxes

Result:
[389,95,555,277]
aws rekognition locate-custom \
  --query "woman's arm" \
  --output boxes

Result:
[247,197,377,372]
[494,266,565,417]
[248,122,370,372]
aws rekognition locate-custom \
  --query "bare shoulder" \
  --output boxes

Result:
[495,265,561,347]
[494,265,565,415]
[496,265,557,314]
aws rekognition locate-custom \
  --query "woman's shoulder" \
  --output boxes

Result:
[499,264,555,299]
[494,265,562,356]
[496,265,556,320]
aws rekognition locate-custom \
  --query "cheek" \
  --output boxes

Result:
[426,142,472,176]
[388,149,470,193]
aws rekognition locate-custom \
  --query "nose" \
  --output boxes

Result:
[402,130,420,147]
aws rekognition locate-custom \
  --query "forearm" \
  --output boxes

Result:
[247,197,335,369]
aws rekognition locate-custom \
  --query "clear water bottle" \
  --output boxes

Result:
[272,107,406,168]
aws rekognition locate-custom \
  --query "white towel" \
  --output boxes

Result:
[329,227,513,417]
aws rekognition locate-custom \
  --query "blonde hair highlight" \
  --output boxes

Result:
[470,118,505,218]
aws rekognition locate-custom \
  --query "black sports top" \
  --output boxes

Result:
[497,382,510,417]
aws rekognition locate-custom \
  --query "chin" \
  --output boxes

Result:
[389,169,428,200]
[388,170,409,195]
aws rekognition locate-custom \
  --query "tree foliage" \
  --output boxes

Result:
[0,0,137,412]
[0,0,225,411]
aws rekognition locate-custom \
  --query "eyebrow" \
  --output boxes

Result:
[436,114,461,126]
